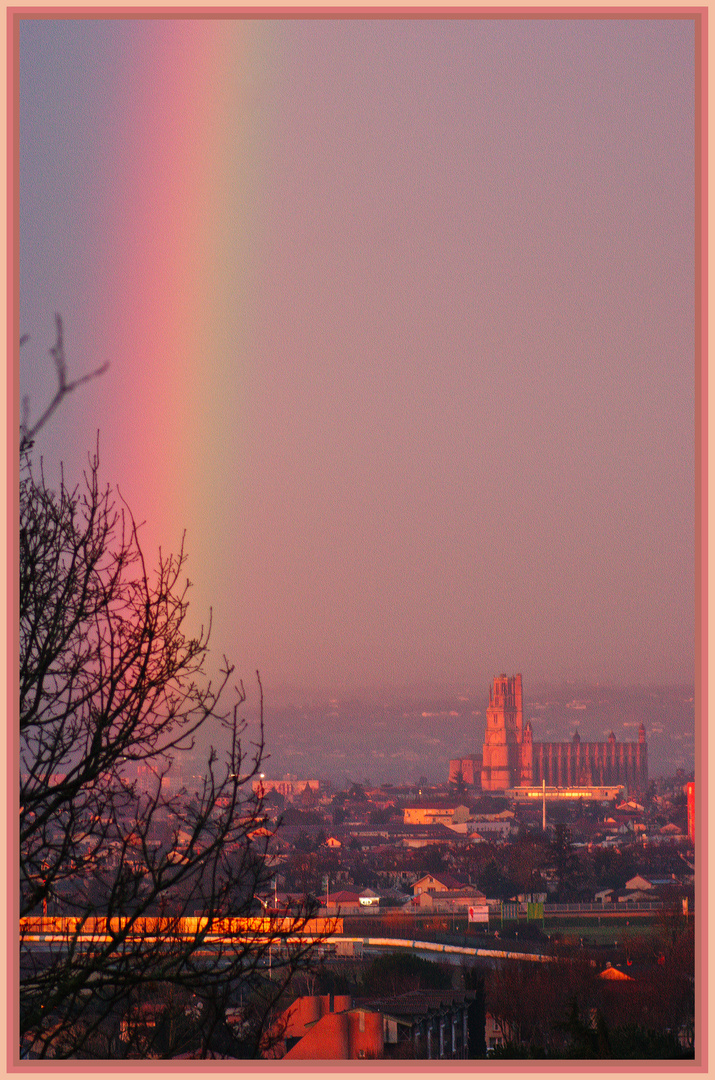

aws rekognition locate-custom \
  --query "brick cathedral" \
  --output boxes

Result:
[450,673,648,794]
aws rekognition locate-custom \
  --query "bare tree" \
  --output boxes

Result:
[19,324,322,1058]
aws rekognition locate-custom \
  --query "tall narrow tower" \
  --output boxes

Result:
[480,673,523,791]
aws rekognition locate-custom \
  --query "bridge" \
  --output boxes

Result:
[20,915,579,971]
[324,936,560,966]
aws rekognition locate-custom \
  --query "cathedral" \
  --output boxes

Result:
[450,673,648,794]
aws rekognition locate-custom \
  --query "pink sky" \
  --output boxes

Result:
[18,14,697,700]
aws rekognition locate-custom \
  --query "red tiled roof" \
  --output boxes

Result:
[414,872,466,890]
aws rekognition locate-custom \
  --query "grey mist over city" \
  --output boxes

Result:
[20,17,696,784]
[248,681,694,788]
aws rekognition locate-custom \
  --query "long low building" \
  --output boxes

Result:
[505,785,625,802]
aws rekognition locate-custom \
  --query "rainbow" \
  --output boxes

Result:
[89,18,274,573]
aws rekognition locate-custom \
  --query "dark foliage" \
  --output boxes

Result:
[359,952,453,997]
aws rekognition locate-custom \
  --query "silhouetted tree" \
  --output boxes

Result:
[417,845,446,875]
[504,835,549,896]
[262,789,285,811]
[549,823,579,901]
[476,856,510,899]
[360,953,453,997]
[450,765,467,797]
[19,324,321,1058]
[298,783,318,809]
[486,952,598,1055]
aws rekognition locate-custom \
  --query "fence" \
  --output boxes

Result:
[543,901,664,913]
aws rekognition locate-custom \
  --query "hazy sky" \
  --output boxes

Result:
[19,15,696,700]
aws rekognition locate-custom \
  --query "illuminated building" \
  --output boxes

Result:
[686,781,695,841]
[453,674,648,794]
[505,785,624,802]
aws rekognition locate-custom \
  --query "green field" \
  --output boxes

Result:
[542,922,653,946]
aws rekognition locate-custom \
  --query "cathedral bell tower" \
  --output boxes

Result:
[480,673,523,791]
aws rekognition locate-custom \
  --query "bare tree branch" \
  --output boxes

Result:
[20,315,108,452]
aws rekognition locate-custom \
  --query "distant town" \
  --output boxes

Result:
[23,673,696,1059]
